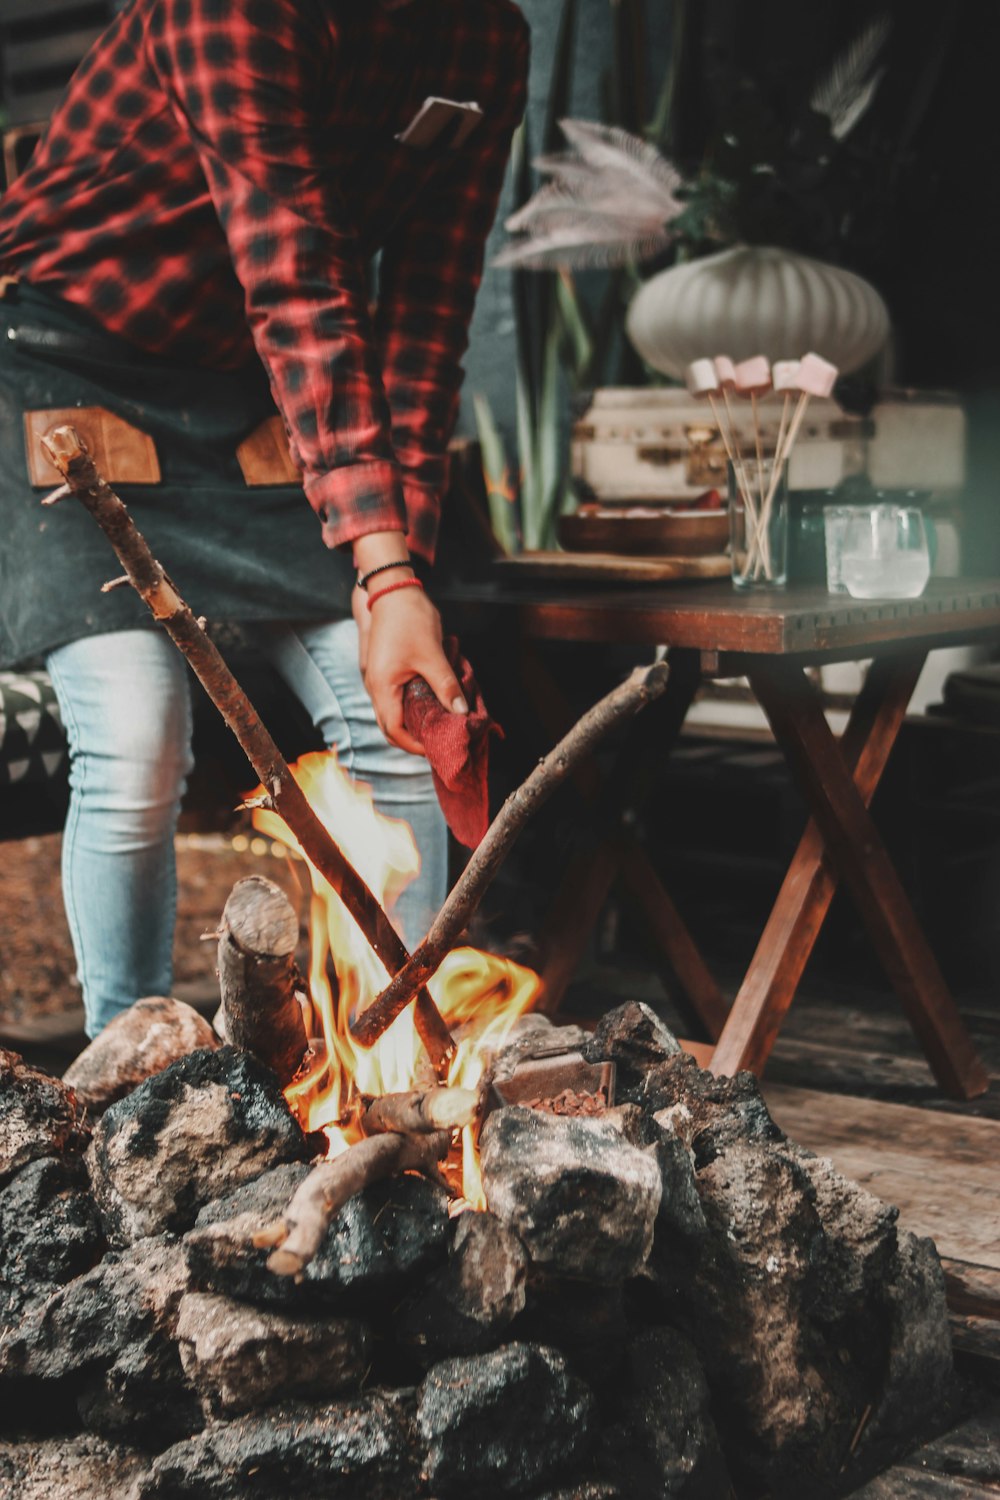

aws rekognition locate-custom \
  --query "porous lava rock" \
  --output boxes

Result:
[582,1000,681,1101]
[0,1236,199,1443]
[480,1106,661,1283]
[417,1341,594,1497]
[186,1166,449,1311]
[398,1209,528,1360]
[176,1290,371,1418]
[0,1433,149,1499]
[597,1325,730,1499]
[0,1048,85,1179]
[130,1393,421,1499]
[0,1155,105,1329]
[530,1486,623,1500]
[63,998,219,1112]
[87,1047,305,1244]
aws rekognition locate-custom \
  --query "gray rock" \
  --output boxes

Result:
[186,1166,449,1312]
[859,1230,958,1456]
[0,1236,200,1443]
[643,1054,784,1163]
[583,1001,681,1100]
[64,998,219,1112]
[0,1433,149,1499]
[87,1047,305,1245]
[130,1394,421,1498]
[598,1326,730,1499]
[0,1155,104,1329]
[0,1048,85,1180]
[661,1121,956,1497]
[418,1342,594,1496]
[398,1210,528,1360]
[480,1107,661,1283]
[176,1291,371,1417]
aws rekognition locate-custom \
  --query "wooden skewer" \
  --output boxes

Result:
[39,425,457,1077]
[351,660,671,1047]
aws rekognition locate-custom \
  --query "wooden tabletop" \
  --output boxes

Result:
[442,577,1000,664]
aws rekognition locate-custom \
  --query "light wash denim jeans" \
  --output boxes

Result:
[46,621,447,1037]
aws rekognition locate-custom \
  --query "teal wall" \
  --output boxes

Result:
[459,0,670,444]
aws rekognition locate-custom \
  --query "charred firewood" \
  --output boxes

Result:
[253,1130,451,1276]
[217,876,309,1089]
[361,1087,479,1137]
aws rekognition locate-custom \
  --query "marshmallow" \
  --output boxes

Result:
[714,355,737,389]
[772,360,801,393]
[685,358,719,397]
[797,352,839,398]
[734,356,771,396]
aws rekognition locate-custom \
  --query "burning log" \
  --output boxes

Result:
[361,1087,479,1137]
[217,876,308,1088]
[40,425,455,1077]
[255,1130,451,1277]
[351,660,670,1048]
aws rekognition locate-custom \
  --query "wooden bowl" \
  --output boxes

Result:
[558,506,728,558]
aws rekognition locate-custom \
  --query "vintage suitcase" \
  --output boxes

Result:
[571,387,965,502]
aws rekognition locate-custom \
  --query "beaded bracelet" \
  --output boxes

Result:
[366,576,425,612]
[356,558,414,591]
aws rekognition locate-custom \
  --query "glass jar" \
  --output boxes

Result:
[728,457,788,589]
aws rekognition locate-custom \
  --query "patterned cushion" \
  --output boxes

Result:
[0,671,68,787]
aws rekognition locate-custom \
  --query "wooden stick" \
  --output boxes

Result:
[39,425,456,1076]
[255,1129,450,1275]
[351,660,670,1047]
[362,1086,479,1136]
[217,875,309,1088]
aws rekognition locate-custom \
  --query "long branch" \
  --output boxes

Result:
[40,425,455,1073]
[351,660,671,1046]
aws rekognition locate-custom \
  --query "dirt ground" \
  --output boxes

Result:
[0,831,307,1026]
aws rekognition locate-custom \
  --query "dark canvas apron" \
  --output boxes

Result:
[0,281,354,668]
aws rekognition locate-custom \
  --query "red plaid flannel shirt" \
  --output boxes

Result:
[0,0,529,563]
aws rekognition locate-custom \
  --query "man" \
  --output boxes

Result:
[0,0,529,1035]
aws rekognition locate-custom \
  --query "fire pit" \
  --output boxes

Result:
[0,747,959,1499]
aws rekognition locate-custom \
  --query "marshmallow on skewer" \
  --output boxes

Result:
[685,359,720,397]
[714,355,737,389]
[771,360,801,393]
[796,351,838,398]
[733,356,771,396]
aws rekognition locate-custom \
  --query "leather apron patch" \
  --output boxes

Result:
[24,406,161,487]
[236,415,300,487]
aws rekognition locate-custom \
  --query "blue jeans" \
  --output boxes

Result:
[46,621,447,1037]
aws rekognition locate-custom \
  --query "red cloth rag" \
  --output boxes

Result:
[402,637,502,849]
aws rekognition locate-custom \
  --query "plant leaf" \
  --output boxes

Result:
[811,15,891,140]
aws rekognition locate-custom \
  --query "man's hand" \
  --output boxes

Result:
[362,584,467,755]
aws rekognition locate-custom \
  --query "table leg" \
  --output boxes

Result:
[746,658,988,1100]
[532,650,722,1029]
[712,652,926,1078]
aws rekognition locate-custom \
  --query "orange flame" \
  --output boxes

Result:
[250,750,539,1205]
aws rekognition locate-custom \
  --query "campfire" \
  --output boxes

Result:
[0,431,961,1497]
[248,749,540,1216]
[0,742,960,1500]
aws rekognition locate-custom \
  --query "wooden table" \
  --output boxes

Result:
[443,577,1000,1101]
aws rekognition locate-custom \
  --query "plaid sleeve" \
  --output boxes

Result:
[147,0,408,551]
[374,8,530,563]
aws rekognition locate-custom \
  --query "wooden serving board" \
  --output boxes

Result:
[494,550,730,583]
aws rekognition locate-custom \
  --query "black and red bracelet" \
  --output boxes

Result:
[356,559,413,592]
[366,576,425,612]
